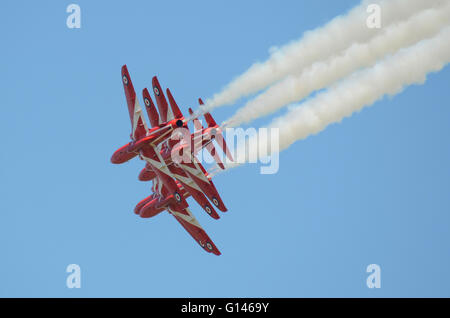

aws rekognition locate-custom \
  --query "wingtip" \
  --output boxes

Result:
[142,87,150,99]
[212,245,222,255]
[121,64,129,77]
[206,243,221,256]
[212,213,220,220]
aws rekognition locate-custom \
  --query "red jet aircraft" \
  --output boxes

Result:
[111,65,232,255]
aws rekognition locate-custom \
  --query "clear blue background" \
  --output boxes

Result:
[1,0,449,297]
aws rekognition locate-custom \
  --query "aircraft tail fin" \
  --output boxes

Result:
[121,65,148,140]
[152,76,174,122]
[189,107,203,131]
[142,88,160,128]
[166,88,184,119]
[189,107,225,169]
[198,98,233,163]
[198,98,217,127]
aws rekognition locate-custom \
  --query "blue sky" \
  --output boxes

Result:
[1,0,450,297]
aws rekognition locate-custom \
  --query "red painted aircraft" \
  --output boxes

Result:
[111,65,232,255]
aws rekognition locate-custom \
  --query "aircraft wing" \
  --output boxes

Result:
[167,205,221,255]
[140,146,189,209]
[176,155,228,212]
[168,164,221,219]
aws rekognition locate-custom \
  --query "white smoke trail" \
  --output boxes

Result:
[267,26,450,153]
[203,0,446,112]
[225,2,450,127]
[212,25,450,174]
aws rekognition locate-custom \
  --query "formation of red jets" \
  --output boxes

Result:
[111,65,233,255]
